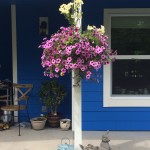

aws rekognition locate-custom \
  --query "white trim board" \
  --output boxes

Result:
[103,8,150,107]
[11,4,17,85]
[11,4,18,121]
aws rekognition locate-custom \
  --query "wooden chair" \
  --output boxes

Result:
[1,83,33,136]
[0,80,13,105]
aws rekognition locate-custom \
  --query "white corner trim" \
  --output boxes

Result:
[11,4,18,121]
[11,4,18,84]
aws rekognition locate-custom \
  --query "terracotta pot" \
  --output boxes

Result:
[47,113,61,128]
[31,117,47,130]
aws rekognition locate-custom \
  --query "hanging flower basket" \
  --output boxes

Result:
[39,0,117,84]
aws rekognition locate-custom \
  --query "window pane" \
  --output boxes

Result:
[112,59,150,95]
[111,16,150,55]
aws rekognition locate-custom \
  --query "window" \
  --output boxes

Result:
[104,9,150,107]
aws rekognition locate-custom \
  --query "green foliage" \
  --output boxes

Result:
[39,80,67,115]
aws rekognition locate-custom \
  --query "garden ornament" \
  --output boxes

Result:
[79,131,111,150]
[80,144,100,150]
[100,131,111,150]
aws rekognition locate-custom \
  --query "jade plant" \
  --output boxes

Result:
[39,80,67,116]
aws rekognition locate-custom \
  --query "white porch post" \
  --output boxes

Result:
[72,76,82,150]
[72,1,82,150]
[11,4,18,121]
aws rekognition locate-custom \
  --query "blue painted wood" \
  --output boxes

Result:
[82,81,103,92]
[82,92,103,102]
[83,101,150,112]
[82,0,150,131]
[82,112,150,121]
[82,121,150,131]
[1,0,150,130]
[0,3,12,80]
[15,1,72,121]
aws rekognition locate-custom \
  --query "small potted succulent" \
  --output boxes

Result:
[39,79,67,127]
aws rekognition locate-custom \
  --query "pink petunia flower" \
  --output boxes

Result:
[55,67,59,73]
[86,74,91,79]
[67,57,72,62]
[49,73,54,78]
[52,59,56,64]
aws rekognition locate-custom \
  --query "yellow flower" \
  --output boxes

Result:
[87,25,96,31]
[59,9,69,14]
[74,0,84,5]
[71,15,75,19]
[60,72,64,76]
[77,13,82,19]
[98,25,105,35]
[59,3,72,14]
[87,25,93,30]
[68,2,73,7]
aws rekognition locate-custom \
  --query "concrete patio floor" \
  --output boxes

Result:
[1,126,150,150]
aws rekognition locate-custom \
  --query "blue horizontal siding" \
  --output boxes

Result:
[82,78,150,130]
[82,79,150,130]
[82,83,103,92]
[82,92,103,102]
[82,0,150,131]
[12,0,150,130]
[83,121,150,131]
[82,112,150,121]
[83,101,150,112]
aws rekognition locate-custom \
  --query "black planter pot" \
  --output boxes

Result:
[47,113,61,128]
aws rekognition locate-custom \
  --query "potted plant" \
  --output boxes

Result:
[30,116,47,130]
[60,118,71,130]
[39,79,67,127]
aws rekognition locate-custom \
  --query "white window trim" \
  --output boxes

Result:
[103,8,150,107]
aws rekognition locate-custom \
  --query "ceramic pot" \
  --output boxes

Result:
[47,113,61,128]
[30,117,47,130]
[60,119,71,130]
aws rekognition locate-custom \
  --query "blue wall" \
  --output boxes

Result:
[0,1,12,80]
[82,0,150,131]
[15,0,72,120]
[1,0,150,130]
[0,0,72,121]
